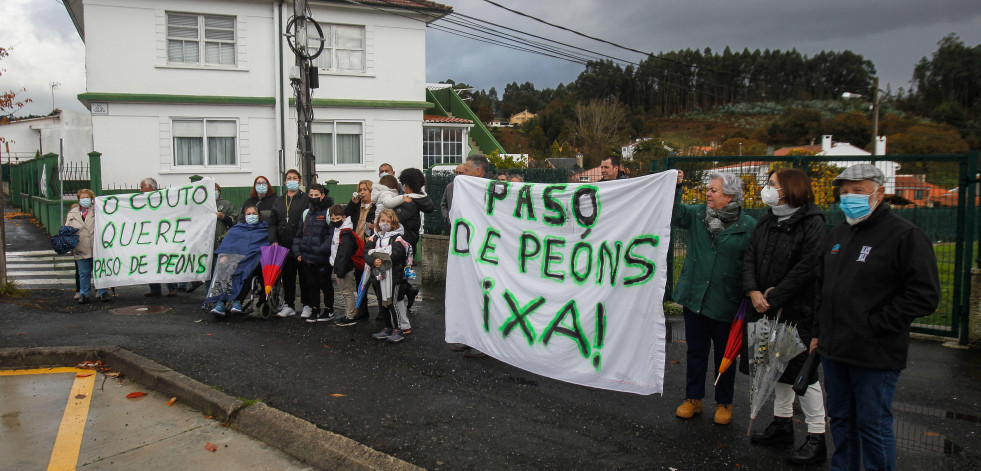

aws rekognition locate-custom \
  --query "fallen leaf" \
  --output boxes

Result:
[125,392,147,399]
[668,360,680,364]
[329,393,345,397]
[17,333,25,336]
[323,345,331,348]
[716,441,728,449]
[104,372,121,378]
[203,415,213,419]
[204,442,218,452]
[76,373,93,378]
[75,394,87,399]
[924,431,940,436]
[206,333,214,336]
[167,397,177,407]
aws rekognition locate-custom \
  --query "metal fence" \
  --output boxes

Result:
[663,152,979,343]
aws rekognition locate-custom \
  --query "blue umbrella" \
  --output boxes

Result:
[50,226,79,255]
[355,269,372,308]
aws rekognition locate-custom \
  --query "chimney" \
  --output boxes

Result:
[822,135,832,153]
[875,136,887,156]
[576,153,583,168]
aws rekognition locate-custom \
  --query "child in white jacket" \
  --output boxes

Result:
[371,174,403,220]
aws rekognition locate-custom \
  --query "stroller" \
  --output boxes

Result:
[203,253,284,319]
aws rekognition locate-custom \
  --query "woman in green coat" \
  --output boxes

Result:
[672,170,755,425]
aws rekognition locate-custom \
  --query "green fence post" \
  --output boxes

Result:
[9,163,20,208]
[88,151,103,196]
[961,150,978,345]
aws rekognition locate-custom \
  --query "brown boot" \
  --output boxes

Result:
[714,404,732,425]
[675,398,703,419]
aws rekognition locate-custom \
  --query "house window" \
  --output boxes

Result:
[167,13,236,66]
[914,190,924,200]
[311,24,365,73]
[173,119,238,166]
[312,122,363,165]
[423,127,466,169]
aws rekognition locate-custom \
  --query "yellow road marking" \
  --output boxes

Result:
[0,368,97,471]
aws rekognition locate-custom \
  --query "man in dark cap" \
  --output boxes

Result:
[813,163,940,470]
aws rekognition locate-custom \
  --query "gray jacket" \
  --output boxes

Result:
[440,180,455,221]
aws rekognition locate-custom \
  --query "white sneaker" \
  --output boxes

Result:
[73,293,82,300]
[300,306,313,318]
[276,305,296,318]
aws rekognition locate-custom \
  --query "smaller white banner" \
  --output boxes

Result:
[93,179,217,288]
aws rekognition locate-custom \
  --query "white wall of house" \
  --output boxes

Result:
[77,0,432,189]
[0,110,93,164]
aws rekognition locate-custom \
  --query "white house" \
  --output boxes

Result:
[817,135,899,195]
[62,0,451,189]
[0,110,93,164]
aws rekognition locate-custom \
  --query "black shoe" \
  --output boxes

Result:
[307,310,336,323]
[787,433,827,465]
[144,292,161,298]
[177,286,188,293]
[166,291,178,297]
[78,296,90,304]
[100,292,111,302]
[334,317,357,327]
[450,343,470,352]
[751,416,795,446]
[462,348,488,358]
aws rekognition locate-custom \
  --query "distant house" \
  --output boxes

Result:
[63,0,454,189]
[424,84,505,169]
[773,144,822,156]
[621,138,672,161]
[815,135,899,195]
[894,175,957,207]
[508,109,535,126]
[485,117,509,128]
[0,110,92,164]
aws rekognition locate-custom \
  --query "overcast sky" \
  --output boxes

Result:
[2,0,980,117]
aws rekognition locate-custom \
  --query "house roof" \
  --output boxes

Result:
[423,114,472,124]
[773,145,822,156]
[339,0,452,12]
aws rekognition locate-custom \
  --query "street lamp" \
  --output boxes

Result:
[841,77,882,156]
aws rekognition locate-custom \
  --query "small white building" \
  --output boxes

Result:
[63,0,451,189]
[817,135,899,195]
[0,110,93,164]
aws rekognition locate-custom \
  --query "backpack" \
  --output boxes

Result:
[342,228,365,270]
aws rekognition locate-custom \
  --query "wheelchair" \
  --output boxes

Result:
[200,275,284,320]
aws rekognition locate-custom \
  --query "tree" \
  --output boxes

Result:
[823,112,871,147]
[712,138,767,156]
[571,99,628,168]
[767,109,823,145]
[887,123,969,154]
[0,46,33,144]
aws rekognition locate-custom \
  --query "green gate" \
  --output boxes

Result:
[662,152,979,344]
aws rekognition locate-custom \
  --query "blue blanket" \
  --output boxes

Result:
[205,221,269,303]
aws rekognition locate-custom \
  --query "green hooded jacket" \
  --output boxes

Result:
[671,187,756,322]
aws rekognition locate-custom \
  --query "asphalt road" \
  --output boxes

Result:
[2,284,980,470]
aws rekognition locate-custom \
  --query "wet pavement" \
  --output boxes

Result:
[0,367,311,470]
[2,203,980,469]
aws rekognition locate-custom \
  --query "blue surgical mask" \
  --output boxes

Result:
[286,180,300,192]
[255,183,268,195]
[79,197,91,208]
[839,192,877,222]
[379,172,391,178]
[214,190,220,200]
[245,214,260,225]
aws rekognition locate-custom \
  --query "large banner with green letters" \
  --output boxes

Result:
[93,179,217,289]
[445,171,676,395]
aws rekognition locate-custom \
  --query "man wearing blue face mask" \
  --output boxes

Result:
[814,163,940,471]
[268,169,320,317]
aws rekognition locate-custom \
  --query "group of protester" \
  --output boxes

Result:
[673,164,940,469]
[65,163,433,344]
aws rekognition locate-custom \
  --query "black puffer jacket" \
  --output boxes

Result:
[393,194,435,251]
[740,203,826,383]
[292,206,333,265]
[240,195,277,224]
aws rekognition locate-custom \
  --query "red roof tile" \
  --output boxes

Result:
[424,114,472,124]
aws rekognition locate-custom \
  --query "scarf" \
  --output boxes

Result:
[771,204,800,222]
[356,203,372,239]
[703,201,741,237]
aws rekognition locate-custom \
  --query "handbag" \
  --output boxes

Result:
[792,350,821,396]
[50,226,80,255]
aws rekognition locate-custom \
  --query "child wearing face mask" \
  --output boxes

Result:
[65,189,110,303]
[328,204,364,326]
[365,209,412,342]
[292,184,337,322]
[371,174,405,222]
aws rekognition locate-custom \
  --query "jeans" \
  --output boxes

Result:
[683,307,735,404]
[76,258,108,299]
[148,283,179,295]
[822,357,900,471]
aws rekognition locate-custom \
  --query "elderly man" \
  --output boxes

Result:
[814,164,940,471]
[140,177,180,298]
[599,156,627,181]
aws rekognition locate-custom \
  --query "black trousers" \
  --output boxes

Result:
[301,262,334,313]
[281,254,306,309]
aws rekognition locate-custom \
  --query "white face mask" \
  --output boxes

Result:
[760,185,780,207]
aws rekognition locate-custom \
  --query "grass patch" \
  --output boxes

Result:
[237,397,260,407]
[0,279,26,298]
[209,385,224,392]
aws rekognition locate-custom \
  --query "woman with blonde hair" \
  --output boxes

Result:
[346,179,376,240]
[65,189,110,303]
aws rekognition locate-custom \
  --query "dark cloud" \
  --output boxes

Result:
[427,0,981,94]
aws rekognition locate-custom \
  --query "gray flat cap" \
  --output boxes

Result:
[832,163,885,186]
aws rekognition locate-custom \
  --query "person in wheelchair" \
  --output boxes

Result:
[206,205,271,316]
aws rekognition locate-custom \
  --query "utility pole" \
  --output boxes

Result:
[293,0,315,187]
[871,77,880,157]
[49,81,61,113]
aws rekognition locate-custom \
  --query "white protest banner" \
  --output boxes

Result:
[93,179,217,288]
[445,171,677,395]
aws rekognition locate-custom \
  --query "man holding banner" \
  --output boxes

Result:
[92,179,218,292]
[444,170,675,394]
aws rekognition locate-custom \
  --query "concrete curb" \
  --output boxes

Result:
[0,346,422,471]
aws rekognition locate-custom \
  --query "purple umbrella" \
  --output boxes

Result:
[260,244,290,295]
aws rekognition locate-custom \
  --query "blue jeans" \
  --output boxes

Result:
[683,308,735,404]
[149,283,179,295]
[822,357,900,471]
[76,258,108,299]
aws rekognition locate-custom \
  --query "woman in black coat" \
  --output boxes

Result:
[741,168,828,466]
